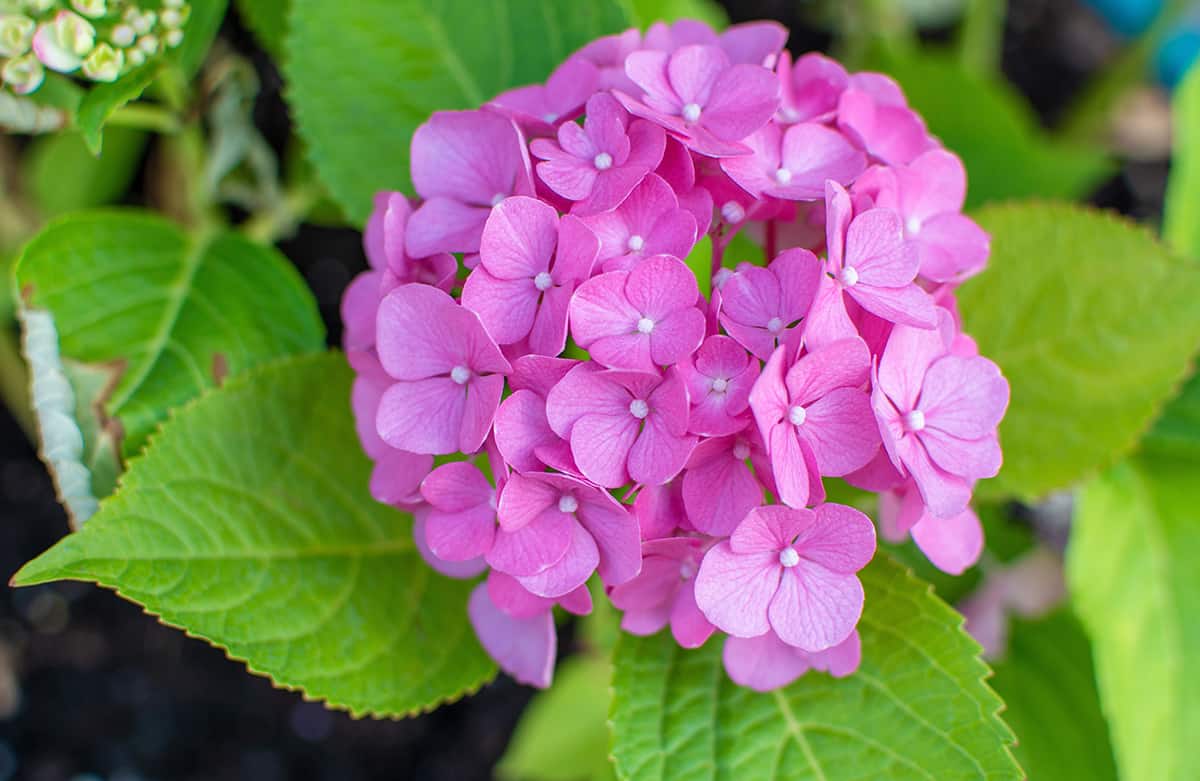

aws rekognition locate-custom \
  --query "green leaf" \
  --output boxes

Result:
[989,610,1119,781]
[622,0,727,28]
[1142,372,1200,459]
[76,63,162,155]
[286,0,632,224]
[1165,63,1200,257]
[869,50,1112,208]
[14,210,324,510]
[609,553,1020,781]
[957,202,1200,500]
[1069,457,1200,781]
[236,0,290,61]
[499,655,617,781]
[11,352,496,717]
[173,0,230,77]
[684,235,713,299]
[24,127,147,218]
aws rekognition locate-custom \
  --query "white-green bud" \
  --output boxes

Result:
[70,0,106,19]
[81,40,121,81]
[161,8,181,28]
[131,10,153,35]
[163,0,184,8]
[31,10,95,73]
[164,27,181,47]
[24,0,56,14]
[125,45,144,65]
[0,13,34,57]
[2,50,44,94]
[136,32,156,54]
[109,22,133,47]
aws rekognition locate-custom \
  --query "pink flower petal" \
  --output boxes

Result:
[461,268,539,345]
[376,376,465,454]
[769,562,864,651]
[571,412,639,488]
[517,519,600,598]
[468,584,556,688]
[693,542,779,637]
[911,504,983,575]
[920,355,1009,440]
[730,504,812,554]
[722,631,812,691]
[799,388,880,476]
[405,197,491,257]
[671,578,716,648]
[487,506,573,577]
[682,437,763,536]
[479,195,558,279]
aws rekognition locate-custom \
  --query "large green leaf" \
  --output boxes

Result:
[1165,62,1200,257]
[870,50,1112,208]
[173,0,229,77]
[609,554,1020,781]
[24,127,147,218]
[236,0,289,61]
[990,610,1118,781]
[622,0,727,28]
[1070,457,1200,781]
[11,352,496,717]
[14,210,324,517]
[958,203,1200,500]
[285,0,632,224]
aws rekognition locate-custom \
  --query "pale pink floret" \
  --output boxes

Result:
[609,536,715,648]
[530,93,666,215]
[694,504,876,651]
[414,508,488,579]
[633,478,689,540]
[569,28,643,93]
[617,44,780,157]
[749,339,880,508]
[837,73,936,165]
[419,462,498,563]
[723,628,861,691]
[873,320,1009,519]
[581,173,698,271]
[642,19,788,68]
[490,57,599,134]
[375,285,512,455]
[463,196,599,356]
[493,356,578,474]
[721,121,865,201]
[822,180,938,329]
[545,365,696,488]
[856,150,990,283]
[367,192,458,294]
[406,110,534,257]
[677,335,758,436]
[569,254,705,373]
[718,248,821,360]
[682,430,772,537]
[488,471,641,595]
[879,481,983,575]
[775,51,849,124]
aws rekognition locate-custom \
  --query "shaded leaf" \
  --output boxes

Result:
[24,127,147,218]
[76,62,161,155]
[1165,62,1200,257]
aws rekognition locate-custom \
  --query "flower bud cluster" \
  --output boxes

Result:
[0,0,188,97]
[342,19,1010,691]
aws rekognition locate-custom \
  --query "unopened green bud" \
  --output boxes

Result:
[0,13,35,57]
[164,27,181,47]
[81,40,121,81]
[109,22,133,47]
[3,50,43,94]
[70,0,105,19]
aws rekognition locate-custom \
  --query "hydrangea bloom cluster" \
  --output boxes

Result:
[342,19,1009,692]
[0,0,188,96]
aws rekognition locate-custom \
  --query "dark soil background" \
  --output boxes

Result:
[0,1,1169,779]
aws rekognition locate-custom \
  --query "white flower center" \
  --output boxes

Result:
[732,441,751,460]
[681,102,702,123]
[679,560,697,580]
[779,107,800,123]
[713,268,733,289]
[766,316,784,334]
[450,365,471,385]
[788,405,807,426]
[636,317,655,334]
[533,271,554,291]
[629,399,650,420]
[627,234,645,252]
[594,152,613,170]
[558,494,579,513]
[491,192,506,206]
[721,201,745,223]
[774,168,793,185]
[903,409,926,433]
[710,377,729,393]
[906,216,922,237]
[838,266,860,287]
[779,547,801,568]
[542,112,558,123]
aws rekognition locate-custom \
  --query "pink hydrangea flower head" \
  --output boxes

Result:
[695,503,876,651]
[375,284,512,454]
[545,365,696,488]
[530,93,666,215]
[718,248,822,360]
[720,121,865,200]
[775,51,849,124]
[406,110,534,257]
[677,334,758,436]
[749,339,880,508]
[723,628,861,691]
[569,254,706,373]
[609,536,715,648]
[617,44,780,157]
[822,180,938,329]
[873,319,1009,518]
[582,173,698,271]
[463,196,599,356]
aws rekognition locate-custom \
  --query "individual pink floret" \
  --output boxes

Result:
[490,57,599,133]
[545,365,696,488]
[530,93,666,215]
[677,335,758,436]
[775,51,849,124]
[493,356,578,474]
[609,536,715,648]
[406,110,534,257]
[419,462,498,563]
[872,320,1009,519]
[617,44,780,157]
[569,254,705,373]
[681,430,772,537]
[837,73,936,165]
[581,173,698,271]
[720,121,865,201]
[880,480,983,575]
[642,19,788,68]
[694,503,876,651]
[463,196,599,356]
[749,339,880,508]
[375,284,512,455]
[718,248,822,360]
[723,628,861,691]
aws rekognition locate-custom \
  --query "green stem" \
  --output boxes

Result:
[0,325,34,441]
[957,0,1006,76]
[240,182,324,245]
[106,103,182,134]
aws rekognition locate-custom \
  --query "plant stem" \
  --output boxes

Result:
[957,0,1006,76]
[241,182,324,245]
[106,103,182,134]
